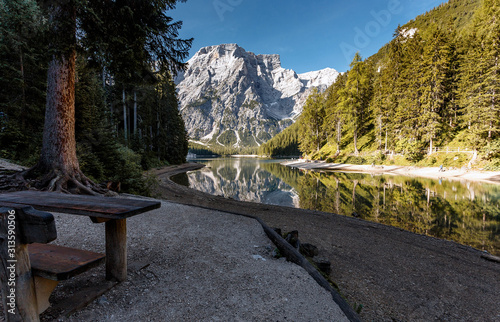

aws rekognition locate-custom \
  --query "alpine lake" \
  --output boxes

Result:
[172,157,500,256]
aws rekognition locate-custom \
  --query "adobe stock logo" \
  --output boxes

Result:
[340,0,403,62]
[213,0,243,22]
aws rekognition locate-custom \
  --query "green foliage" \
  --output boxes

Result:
[298,89,327,155]
[482,139,500,161]
[408,0,481,31]
[79,140,150,195]
[343,52,372,155]
[188,142,257,157]
[137,70,189,165]
[258,122,301,157]
[0,0,192,195]
[0,0,47,162]
[189,142,221,157]
[73,58,151,194]
[218,130,238,146]
[79,0,193,81]
[112,146,149,194]
[1,15,189,195]
[395,139,425,162]
[0,125,41,166]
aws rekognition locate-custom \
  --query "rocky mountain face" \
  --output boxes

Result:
[175,44,339,148]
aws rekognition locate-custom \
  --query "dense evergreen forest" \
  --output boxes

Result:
[261,0,500,170]
[0,0,190,194]
[257,121,301,157]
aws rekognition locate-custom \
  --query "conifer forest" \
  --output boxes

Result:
[0,0,191,193]
[260,0,500,170]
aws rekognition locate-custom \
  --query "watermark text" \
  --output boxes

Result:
[213,0,243,22]
[6,209,17,315]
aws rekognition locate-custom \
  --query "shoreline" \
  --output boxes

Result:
[152,163,500,321]
[282,160,500,185]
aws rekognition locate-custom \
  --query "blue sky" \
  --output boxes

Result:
[171,0,446,73]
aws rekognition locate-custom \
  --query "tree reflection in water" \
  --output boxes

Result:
[173,158,500,256]
[295,170,500,256]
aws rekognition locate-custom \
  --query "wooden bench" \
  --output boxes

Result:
[0,205,106,321]
[1,191,161,320]
[0,191,161,282]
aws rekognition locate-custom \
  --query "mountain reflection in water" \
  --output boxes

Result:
[172,158,500,256]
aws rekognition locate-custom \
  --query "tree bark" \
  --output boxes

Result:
[385,130,388,151]
[353,129,359,156]
[40,51,78,175]
[123,87,127,141]
[133,90,137,136]
[19,51,26,131]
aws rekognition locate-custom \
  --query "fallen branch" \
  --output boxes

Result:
[481,253,500,264]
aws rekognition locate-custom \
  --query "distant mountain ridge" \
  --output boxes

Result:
[175,44,338,148]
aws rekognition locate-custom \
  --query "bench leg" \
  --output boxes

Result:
[105,219,127,282]
[33,277,59,314]
[16,244,40,321]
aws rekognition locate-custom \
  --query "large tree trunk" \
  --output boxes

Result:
[36,2,103,194]
[40,51,78,174]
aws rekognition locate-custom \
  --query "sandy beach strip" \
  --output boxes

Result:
[283,160,500,184]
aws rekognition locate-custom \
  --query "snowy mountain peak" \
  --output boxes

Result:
[299,68,340,89]
[176,44,339,148]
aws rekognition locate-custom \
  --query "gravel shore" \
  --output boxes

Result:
[32,199,349,321]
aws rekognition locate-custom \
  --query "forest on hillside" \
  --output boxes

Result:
[260,0,499,169]
[0,0,190,193]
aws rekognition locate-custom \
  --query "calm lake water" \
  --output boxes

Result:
[172,158,500,256]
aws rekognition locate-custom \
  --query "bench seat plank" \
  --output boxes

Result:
[0,191,161,219]
[29,243,105,281]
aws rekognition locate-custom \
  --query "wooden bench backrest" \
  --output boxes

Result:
[0,206,57,321]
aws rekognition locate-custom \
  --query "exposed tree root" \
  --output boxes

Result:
[0,164,108,195]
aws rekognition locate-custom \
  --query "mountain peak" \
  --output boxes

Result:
[299,68,340,89]
[176,44,338,148]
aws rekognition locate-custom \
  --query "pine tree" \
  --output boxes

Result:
[392,28,426,153]
[298,89,326,156]
[479,0,500,142]
[377,26,406,152]
[342,52,371,155]
[258,122,300,157]
[418,24,454,154]
[153,71,189,165]
[324,73,347,153]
